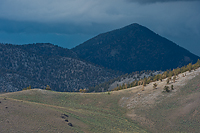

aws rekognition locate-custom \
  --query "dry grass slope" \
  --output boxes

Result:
[0,89,147,133]
[0,68,200,133]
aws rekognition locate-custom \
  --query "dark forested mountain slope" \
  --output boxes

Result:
[72,23,199,73]
[17,43,78,58]
[0,43,117,92]
[1,23,199,92]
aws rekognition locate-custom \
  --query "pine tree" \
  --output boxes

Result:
[124,83,127,89]
[171,85,174,90]
[167,78,170,84]
[187,63,192,72]
[27,85,31,90]
[173,75,176,83]
[197,59,200,66]
[153,83,157,89]
[83,88,87,93]
[45,85,51,90]
[164,86,170,92]
[143,78,147,86]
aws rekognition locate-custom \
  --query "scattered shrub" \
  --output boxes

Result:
[68,123,73,127]
[167,78,170,84]
[45,85,51,90]
[23,85,32,90]
[171,85,174,90]
[164,86,170,92]
[153,83,157,89]
[79,88,87,93]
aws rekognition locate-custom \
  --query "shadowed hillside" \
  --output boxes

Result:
[73,23,199,73]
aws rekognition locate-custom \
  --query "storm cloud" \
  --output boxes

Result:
[0,0,200,56]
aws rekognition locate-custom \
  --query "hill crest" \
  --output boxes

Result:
[73,23,199,73]
[1,67,200,132]
[0,43,118,92]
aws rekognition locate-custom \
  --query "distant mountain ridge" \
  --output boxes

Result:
[0,23,199,92]
[0,43,118,92]
[72,23,199,73]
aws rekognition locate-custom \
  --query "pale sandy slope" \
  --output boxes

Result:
[115,67,200,132]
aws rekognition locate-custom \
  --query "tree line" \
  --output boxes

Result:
[112,59,200,91]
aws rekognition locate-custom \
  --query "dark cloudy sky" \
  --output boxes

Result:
[0,0,200,56]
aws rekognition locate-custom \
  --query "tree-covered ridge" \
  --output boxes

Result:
[73,23,199,73]
[1,24,199,93]
[88,70,162,92]
[112,59,200,91]
[0,43,118,92]
[88,59,200,92]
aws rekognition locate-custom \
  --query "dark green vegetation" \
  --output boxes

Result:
[0,90,147,133]
[73,23,199,73]
[0,43,118,92]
